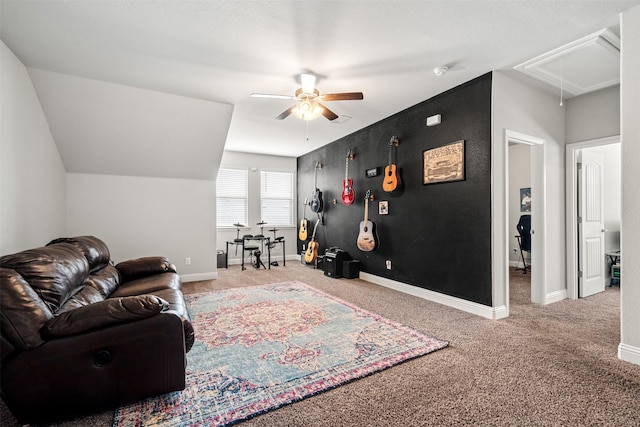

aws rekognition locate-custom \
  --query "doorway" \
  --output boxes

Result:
[504,130,546,306]
[565,136,621,299]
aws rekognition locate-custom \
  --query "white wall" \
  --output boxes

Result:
[217,150,298,265]
[620,4,640,366]
[508,144,531,266]
[565,85,620,143]
[67,173,217,281]
[492,71,566,308]
[0,40,66,254]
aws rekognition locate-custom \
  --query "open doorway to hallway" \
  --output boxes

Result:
[508,142,533,303]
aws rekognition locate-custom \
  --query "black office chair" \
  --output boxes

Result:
[516,215,531,274]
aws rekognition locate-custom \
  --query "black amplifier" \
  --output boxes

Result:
[324,247,351,278]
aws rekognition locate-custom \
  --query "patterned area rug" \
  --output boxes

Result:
[112,281,448,426]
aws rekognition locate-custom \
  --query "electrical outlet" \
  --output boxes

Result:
[185,257,191,265]
[386,260,392,270]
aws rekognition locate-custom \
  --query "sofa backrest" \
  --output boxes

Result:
[47,236,111,273]
[0,243,89,313]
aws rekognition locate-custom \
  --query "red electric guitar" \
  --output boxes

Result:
[341,148,356,205]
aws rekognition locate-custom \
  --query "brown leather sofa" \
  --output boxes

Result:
[0,236,195,424]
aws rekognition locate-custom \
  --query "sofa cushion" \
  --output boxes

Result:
[0,268,54,350]
[56,286,105,315]
[0,243,89,313]
[86,265,120,298]
[47,236,111,273]
[43,295,169,338]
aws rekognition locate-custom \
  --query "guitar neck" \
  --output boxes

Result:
[345,156,349,181]
[310,218,320,241]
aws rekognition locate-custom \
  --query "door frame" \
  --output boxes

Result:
[504,130,546,305]
[565,135,620,299]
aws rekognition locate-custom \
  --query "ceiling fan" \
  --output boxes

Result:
[251,73,363,121]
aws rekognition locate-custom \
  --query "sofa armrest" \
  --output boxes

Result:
[43,295,169,338]
[115,256,177,282]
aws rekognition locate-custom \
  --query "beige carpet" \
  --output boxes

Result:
[2,263,639,426]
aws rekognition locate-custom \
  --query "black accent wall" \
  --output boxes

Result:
[297,73,492,306]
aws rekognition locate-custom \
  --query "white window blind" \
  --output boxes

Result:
[260,170,294,227]
[216,168,248,227]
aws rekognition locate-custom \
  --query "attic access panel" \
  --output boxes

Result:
[514,28,620,97]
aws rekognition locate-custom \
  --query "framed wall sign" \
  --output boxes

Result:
[423,140,465,185]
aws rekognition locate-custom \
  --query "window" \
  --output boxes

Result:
[260,170,294,227]
[216,168,248,227]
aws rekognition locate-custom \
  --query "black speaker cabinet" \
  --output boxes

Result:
[324,247,351,278]
[217,250,227,269]
[343,260,360,279]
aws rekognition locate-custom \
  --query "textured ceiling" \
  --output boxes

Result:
[1,1,637,165]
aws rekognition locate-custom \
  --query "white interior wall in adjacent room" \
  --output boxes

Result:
[0,40,66,254]
[620,4,640,366]
[66,173,217,282]
[508,144,531,267]
[217,150,297,265]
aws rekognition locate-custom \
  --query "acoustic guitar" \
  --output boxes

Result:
[310,161,324,213]
[356,190,378,252]
[382,136,401,193]
[299,198,308,241]
[341,148,356,205]
[304,218,321,263]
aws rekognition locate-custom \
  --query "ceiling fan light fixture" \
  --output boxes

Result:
[293,100,324,120]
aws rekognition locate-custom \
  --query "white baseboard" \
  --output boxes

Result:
[618,343,640,366]
[182,272,218,282]
[359,272,507,320]
[545,289,568,304]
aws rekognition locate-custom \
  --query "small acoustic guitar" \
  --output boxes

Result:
[356,190,378,252]
[304,219,321,263]
[382,136,401,193]
[341,149,356,205]
[299,198,308,241]
[310,161,324,213]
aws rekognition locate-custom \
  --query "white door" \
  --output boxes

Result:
[578,150,606,297]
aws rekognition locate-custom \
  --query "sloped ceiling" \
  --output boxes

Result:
[28,69,233,180]
[1,1,637,179]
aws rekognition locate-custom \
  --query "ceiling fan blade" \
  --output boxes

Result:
[275,106,295,120]
[321,92,364,101]
[251,93,294,100]
[318,103,339,121]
